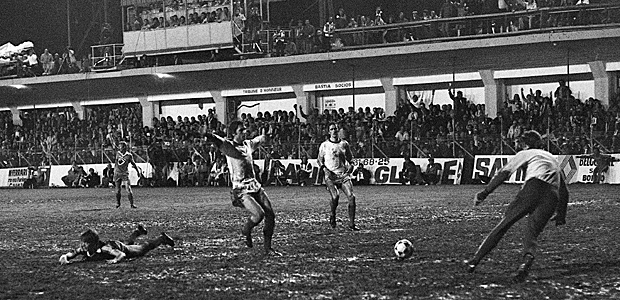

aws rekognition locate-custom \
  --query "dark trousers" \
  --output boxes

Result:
[472,177,568,262]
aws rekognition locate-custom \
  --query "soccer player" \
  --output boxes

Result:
[203,121,281,256]
[59,225,174,265]
[465,130,569,282]
[317,122,358,231]
[114,141,141,208]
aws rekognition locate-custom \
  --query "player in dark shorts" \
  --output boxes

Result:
[114,141,141,208]
[204,121,281,256]
[59,225,174,265]
[317,122,358,231]
[465,130,569,282]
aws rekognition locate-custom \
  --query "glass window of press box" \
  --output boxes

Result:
[123,0,236,32]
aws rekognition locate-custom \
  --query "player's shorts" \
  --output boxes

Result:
[325,172,351,187]
[230,178,266,208]
[113,173,129,182]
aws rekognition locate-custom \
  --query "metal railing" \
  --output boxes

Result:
[1,128,617,168]
[334,4,620,49]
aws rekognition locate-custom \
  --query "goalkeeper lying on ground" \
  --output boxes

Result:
[59,225,174,265]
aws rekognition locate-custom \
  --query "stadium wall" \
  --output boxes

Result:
[3,154,617,188]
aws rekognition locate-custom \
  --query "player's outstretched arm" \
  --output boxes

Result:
[474,170,511,206]
[205,132,244,159]
[59,248,83,265]
[104,247,126,264]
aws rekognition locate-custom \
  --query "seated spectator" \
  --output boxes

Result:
[100,163,114,187]
[297,155,312,186]
[61,162,80,187]
[84,168,101,188]
[399,156,421,185]
[351,163,371,185]
[422,157,442,185]
[23,166,39,189]
[74,166,87,187]
[269,159,287,186]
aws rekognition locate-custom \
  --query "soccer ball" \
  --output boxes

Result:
[394,239,414,259]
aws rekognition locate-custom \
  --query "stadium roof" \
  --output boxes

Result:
[1,26,620,108]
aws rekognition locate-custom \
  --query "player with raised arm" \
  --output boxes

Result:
[204,121,281,256]
[318,122,358,231]
[114,141,141,208]
[465,130,569,282]
[59,225,174,265]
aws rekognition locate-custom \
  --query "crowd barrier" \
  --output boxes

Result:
[3,154,617,188]
[472,154,620,184]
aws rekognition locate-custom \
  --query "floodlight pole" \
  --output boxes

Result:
[67,0,72,48]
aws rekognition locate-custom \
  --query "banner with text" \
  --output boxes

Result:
[472,154,620,184]
[255,157,463,185]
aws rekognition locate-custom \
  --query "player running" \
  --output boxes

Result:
[59,225,174,265]
[465,130,569,282]
[204,121,281,256]
[114,141,141,208]
[317,122,358,231]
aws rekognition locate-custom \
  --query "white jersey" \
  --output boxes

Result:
[214,134,265,190]
[501,148,561,188]
[317,138,352,177]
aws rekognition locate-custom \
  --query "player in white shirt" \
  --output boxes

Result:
[204,121,281,256]
[317,122,358,230]
[465,130,569,282]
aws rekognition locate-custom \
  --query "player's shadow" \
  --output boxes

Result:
[75,208,109,212]
[534,260,620,280]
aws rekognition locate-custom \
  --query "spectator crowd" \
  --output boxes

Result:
[1,81,620,187]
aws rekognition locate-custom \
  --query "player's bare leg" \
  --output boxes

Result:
[125,182,137,208]
[259,192,282,256]
[115,180,122,208]
[326,181,339,229]
[241,195,265,248]
[125,224,148,244]
[124,232,175,258]
[341,181,358,231]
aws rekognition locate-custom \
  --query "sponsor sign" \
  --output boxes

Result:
[254,157,463,185]
[0,166,51,188]
[473,154,620,184]
[222,86,294,97]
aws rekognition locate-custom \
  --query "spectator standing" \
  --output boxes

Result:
[272,26,286,57]
[40,49,53,75]
[335,7,348,29]
[322,17,335,52]
[301,20,316,54]
[232,8,246,53]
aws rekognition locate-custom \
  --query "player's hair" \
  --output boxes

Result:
[520,130,543,149]
[228,120,244,138]
[328,122,338,129]
[80,229,100,243]
[118,141,127,148]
